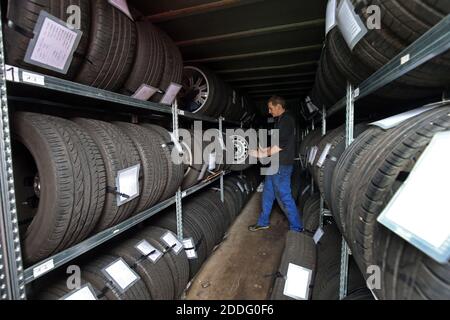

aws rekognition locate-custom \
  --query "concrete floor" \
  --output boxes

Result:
[185,193,289,300]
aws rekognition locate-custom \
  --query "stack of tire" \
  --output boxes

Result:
[179,65,257,123]
[4,0,183,98]
[12,112,185,265]
[36,171,260,300]
[310,0,450,109]
[300,103,450,299]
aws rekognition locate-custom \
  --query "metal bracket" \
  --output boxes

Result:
[0,7,26,300]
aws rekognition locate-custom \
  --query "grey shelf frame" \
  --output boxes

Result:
[23,172,227,285]
[4,65,241,126]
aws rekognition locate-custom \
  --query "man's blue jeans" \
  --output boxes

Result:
[257,165,303,232]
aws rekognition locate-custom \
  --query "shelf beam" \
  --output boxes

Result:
[327,15,450,118]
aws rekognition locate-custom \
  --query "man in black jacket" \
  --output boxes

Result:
[248,96,303,232]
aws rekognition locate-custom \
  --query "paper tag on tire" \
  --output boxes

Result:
[132,84,158,101]
[326,0,337,35]
[116,164,140,206]
[108,0,134,20]
[161,231,184,255]
[317,144,332,168]
[183,238,198,260]
[61,284,97,300]
[283,263,312,300]
[102,258,139,292]
[337,0,367,50]
[24,11,82,74]
[135,240,163,264]
[313,227,325,244]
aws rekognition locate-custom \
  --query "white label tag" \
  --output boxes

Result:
[132,84,158,101]
[22,71,45,86]
[181,191,187,198]
[135,240,163,264]
[317,144,332,168]
[377,131,450,263]
[337,0,367,50]
[257,182,264,193]
[116,164,140,206]
[236,182,245,193]
[33,259,54,278]
[306,101,319,114]
[62,284,97,300]
[5,65,20,82]
[326,0,337,35]
[183,238,198,260]
[161,231,183,255]
[160,82,182,105]
[178,110,185,116]
[108,0,134,20]
[313,227,325,244]
[370,105,439,130]
[401,54,410,65]
[25,12,82,74]
[309,147,318,164]
[103,259,139,292]
[301,184,311,196]
[208,153,217,171]
[354,87,360,98]
[283,263,312,300]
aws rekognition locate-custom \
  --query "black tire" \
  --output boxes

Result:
[74,118,140,231]
[346,106,450,275]
[312,224,366,300]
[151,27,184,102]
[122,21,165,96]
[113,122,165,212]
[107,236,174,300]
[330,126,385,235]
[342,105,450,299]
[82,254,151,300]
[74,0,136,91]
[5,0,91,79]
[12,112,105,264]
[138,226,190,299]
[271,232,316,300]
[141,124,184,201]
[303,196,320,232]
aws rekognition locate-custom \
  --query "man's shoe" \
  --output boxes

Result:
[248,224,270,232]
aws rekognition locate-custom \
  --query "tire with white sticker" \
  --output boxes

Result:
[74,0,136,91]
[12,113,105,264]
[5,0,91,79]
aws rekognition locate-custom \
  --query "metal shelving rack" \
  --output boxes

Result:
[311,15,450,300]
[0,12,240,299]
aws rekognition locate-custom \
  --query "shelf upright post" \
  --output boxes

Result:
[172,101,183,241]
[0,10,26,300]
[310,119,315,196]
[219,117,225,203]
[339,82,354,300]
[319,106,326,228]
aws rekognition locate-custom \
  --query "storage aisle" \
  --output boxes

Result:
[186,193,288,300]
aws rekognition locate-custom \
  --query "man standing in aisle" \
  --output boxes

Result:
[248,96,303,233]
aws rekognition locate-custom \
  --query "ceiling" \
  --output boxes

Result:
[129,0,327,104]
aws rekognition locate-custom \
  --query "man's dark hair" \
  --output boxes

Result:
[268,96,286,109]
